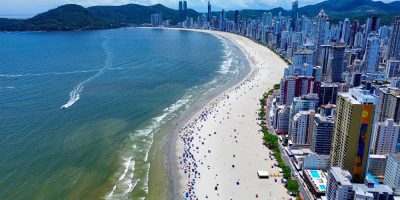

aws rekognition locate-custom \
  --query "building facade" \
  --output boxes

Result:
[330,88,376,183]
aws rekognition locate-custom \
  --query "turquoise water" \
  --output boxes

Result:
[310,170,321,179]
[319,185,326,191]
[0,28,247,199]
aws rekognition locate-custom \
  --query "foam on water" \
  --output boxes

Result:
[61,38,113,109]
[216,36,234,74]
[106,94,193,199]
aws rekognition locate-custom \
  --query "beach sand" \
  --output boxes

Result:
[175,29,290,200]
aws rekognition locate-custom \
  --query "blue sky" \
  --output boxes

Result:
[0,0,397,17]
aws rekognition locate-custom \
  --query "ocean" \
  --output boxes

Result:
[0,28,248,199]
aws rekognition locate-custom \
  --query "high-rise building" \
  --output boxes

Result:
[289,94,319,143]
[386,60,400,78]
[389,16,400,60]
[330,88,376,183]
[374,87,400,123]
[179,1,183,22]
[150,13,163,27]
[349,20,360,48]
[318,82,338,106]
[207,1,211,22]
[326,167,355,200]
[372,119,400,155]
[291,1,299,31]
[366,16,381,34]
[368,154,387,181]
[316,10,329,67]
[291,110,315,145]
[267,12,273,28]
[279,76,317,106]
[262,12,268,27]
[311,114,334,155]
[234,10,239,25]
[326,43,346,83]
[183,1,188,20]
[341,18,351,45]
[363,34,380,73]
[319,45,331,76]
[384,153,400,196]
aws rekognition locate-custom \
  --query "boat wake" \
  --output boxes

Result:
[61,38,113,109]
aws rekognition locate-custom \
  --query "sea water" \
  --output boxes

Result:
[0,28,248,199]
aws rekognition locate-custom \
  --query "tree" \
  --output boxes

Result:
[286,179,299,194]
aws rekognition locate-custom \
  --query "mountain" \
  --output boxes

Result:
[0,4,200,31]
[0,4,120,31]
[0,0,399,31]
[299,0,400,24]
[88,4,199,25]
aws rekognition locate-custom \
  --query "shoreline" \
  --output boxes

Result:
[164,28,290,199]
[142,27,252,200]
[163,28,256,200]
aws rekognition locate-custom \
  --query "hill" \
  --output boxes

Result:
[88,4,199,25]
[299,0,400,24]
[0,0,399,31]
[0,4,120,31]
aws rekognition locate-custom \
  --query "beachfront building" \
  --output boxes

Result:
[311,114,334,155]
[279,76,317,106]
[289,95,319,144]
[330,88,377,183]
[151,13,163,27]
[276,105,290,134]
[290,110,315,145]
[304,152,330,170]
[303,170,328,198]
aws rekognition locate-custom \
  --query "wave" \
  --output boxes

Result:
[216,36,234,75]
[61,39,113,109]
[105,95,193,199]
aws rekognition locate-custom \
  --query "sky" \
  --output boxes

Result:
[0,0,397,18]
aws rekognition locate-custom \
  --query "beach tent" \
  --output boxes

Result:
[257,171,269,179]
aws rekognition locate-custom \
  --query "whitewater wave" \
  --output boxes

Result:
[216,36,234,75]
[61,39,113,109]
[105,95,192,199]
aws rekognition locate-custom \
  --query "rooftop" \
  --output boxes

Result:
[339,88,377,105]
[330,167,352,186]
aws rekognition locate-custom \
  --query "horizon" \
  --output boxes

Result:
[0,0,397,19]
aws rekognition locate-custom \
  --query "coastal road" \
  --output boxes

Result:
[265,95,313,200]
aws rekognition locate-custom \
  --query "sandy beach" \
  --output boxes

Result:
[175,29,290,200]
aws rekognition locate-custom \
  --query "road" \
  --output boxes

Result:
[265,94,314,200]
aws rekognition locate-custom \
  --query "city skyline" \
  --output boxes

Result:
[1,0,398,17]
